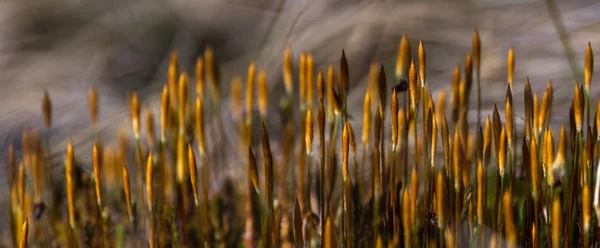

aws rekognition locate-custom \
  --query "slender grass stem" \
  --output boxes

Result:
[565,131,582,248]
[390,147,397,235]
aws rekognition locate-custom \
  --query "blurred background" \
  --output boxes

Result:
[0,0,599,240]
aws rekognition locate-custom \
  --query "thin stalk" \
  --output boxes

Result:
[379,117,386,244]
[412,108,418,246]
[360,144,367,198]
[306,150,312,237]
[454,180,461,248]
[135,138,144,198]
[404,93,409,184]
[390,146,397,235]
[493,169,501,238]
[319,122,326,247]
[586,91,591,128]
[331,116,340,158]
[496,175,505,247]
[421,85,428,244]
[565,131,582,248]
[477,70,481,141]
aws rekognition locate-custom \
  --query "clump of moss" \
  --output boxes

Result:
[6,31,600,248]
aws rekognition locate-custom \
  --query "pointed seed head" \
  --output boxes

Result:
[507,46,515,89]
[88,87,98,127]
[418,40,426,85]
[146,152,154,211]
[283,46,294,95]
[396,34,411,80]
[585,42,594,91]
[187,145,199,206]
[246,62,256,124]
[258,69,268,119]
[42,90,51,128]
[130,92,140,139]
[362,91,371,144]
[473,29,481,71]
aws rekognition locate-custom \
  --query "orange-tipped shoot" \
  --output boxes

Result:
[299,52,307,109]
[258,69,268,119]
[160,83,170,141]
[346,121,357,156]
[231,77,243,122]
[574,83,583,132]
[585,42,594,91]
[378,65,387,115]
[283,46,293,95]
[204,45,220,101]
[261,123,274,200]
[88,87,98,128]
[418,40,426,86]
[503,189,516,247]
[507,46,514,89]
[396,34,411,80]
[169,51,179,107]
[484,115,492,165]
[473,29,481,71]
[187,144,199,206]
[342,122,349,180]
[453,127,462,189]
[18,218,28,248]
[307,53,315,108]
[505,89,514,147]
[552,125,566,176]
[436,171,445,228]
[130,92,141,139]
[409,61,419,112]
[391,89,399,148]
[93,142,103,208]
[552,195,561,248]
[327,64,335,119]
[145,107,155,147]
[178,72,190,117]
[339,50,349,100]
[176,132,186,184]
[146,152,154,211]
[66,140,76,228]
[398,109,406,149]
[543,128,555,185]
[362,91,371,145]
[530,137,539,200]
[305,107,313,155]
[7,144,15,187]
[436,89,446,128]
[195,96,206,156]
[538,82,553,135]
[248,147,259,194]
[42,90,52,128]
[122,162,133,221]
[246,62,255,125]
[317,69,324,101]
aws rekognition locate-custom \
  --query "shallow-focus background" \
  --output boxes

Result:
[1,0,599,240]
